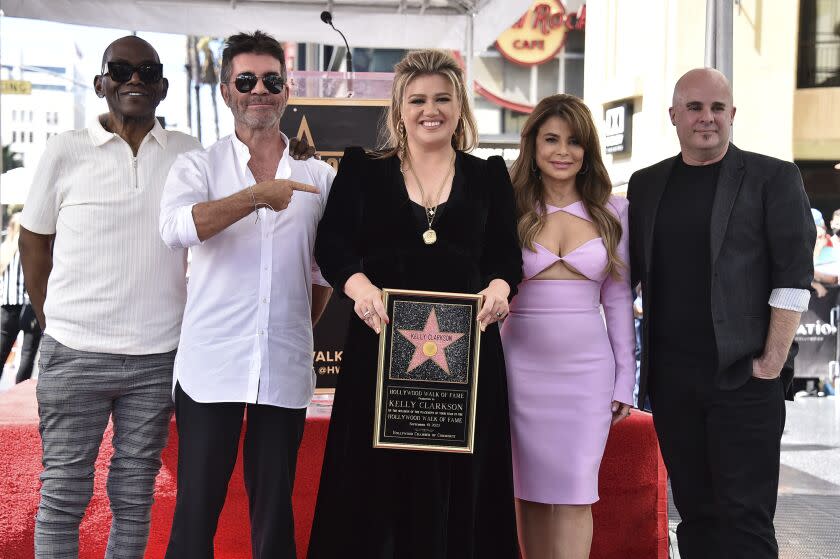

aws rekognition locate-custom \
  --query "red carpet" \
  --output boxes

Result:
[0,380,667,558]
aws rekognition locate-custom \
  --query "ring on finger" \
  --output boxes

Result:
[363,309,372,318]
[495,311,503,318]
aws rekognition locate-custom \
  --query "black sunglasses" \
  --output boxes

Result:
[230,73,286,94]
[104,62,164,84]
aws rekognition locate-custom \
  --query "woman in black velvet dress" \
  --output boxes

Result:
[307,49,522,559]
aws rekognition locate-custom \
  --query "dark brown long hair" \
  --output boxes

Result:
[510,94,624,279]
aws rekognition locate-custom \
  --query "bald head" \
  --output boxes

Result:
[672,68,732,107]
[95,35,167,124]
[669,67,736,165]
[101,36,160,72]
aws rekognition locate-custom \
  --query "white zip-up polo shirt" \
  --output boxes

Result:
[21,116,202,354]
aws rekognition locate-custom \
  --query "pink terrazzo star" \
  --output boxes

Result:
[397,308,464,375]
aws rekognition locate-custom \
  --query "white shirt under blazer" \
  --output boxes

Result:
[20,117,202,354]
[160,133,335,409]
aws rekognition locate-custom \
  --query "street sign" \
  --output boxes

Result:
[0,80,32,95]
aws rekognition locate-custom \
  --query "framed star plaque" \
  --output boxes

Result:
[373,288,482,453]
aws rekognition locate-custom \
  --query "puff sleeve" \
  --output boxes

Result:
[480,155,523,298]
[313,147,367,296]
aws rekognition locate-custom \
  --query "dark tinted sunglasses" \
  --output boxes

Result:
[105,62,164,84]
[231,73,286,94]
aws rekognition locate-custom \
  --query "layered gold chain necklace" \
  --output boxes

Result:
[401,150,455,245]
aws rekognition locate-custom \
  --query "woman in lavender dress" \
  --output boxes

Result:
[500,94,636,559]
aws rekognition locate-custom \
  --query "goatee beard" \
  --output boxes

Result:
[234,105,285,130]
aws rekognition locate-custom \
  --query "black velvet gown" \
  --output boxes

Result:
[307,147,522,559]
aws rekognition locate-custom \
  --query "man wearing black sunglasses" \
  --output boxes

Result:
[160,31,335,559]
[19,36,203,559]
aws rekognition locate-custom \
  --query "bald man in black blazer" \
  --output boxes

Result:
[628,68,815,558]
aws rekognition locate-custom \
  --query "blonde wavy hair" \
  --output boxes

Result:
[377,49,478,158]
[510,94,624,279]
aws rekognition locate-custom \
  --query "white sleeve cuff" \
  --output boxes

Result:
[176,203,202,247]
[160,203,202,249]
[768,288,810,312]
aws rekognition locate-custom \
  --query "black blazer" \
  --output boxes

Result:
[628,144,815,404]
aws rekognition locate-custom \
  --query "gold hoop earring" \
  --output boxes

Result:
[453,115,464,143]
[397,120,407,157]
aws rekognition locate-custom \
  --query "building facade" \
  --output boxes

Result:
[583,0,840,205]
[1,43,85,169]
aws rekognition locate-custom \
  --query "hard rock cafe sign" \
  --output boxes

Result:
[495,1,586,67]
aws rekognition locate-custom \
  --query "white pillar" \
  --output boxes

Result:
[705,0,733,85]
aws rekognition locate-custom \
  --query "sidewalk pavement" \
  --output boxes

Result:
[6,361,838,558]
[668,396,840,559]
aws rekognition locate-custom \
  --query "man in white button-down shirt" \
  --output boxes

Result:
[19,37,203,559]
[159,31,334,559]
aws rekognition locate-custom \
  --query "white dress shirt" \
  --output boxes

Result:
[20,116,202,354]
[160,132,335,408]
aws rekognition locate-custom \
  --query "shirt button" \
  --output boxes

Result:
[259,329,265,336]
[262,298,268,303]
[264,265,269,271]
[264,233,270,239]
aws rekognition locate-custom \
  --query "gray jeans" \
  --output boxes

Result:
[34,335,175,559]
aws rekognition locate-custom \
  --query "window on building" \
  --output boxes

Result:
[24,65,66,75]
[12,131,16,142]
[503,109,530,136]
[561,30,585,98]
[32,84,68,92]
[29,131,34,142]
[29,111,34,122]
[798,0,840,87]
[351,48,408,72]
[11,110,17,121]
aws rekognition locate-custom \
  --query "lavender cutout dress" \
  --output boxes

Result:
[500,196,636,504]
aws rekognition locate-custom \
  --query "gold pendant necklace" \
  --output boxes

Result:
[422,229,438,244]
[402,151,455,245]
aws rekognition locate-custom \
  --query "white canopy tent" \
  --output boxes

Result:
[2,0,531,56]
[4,0,534,100]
